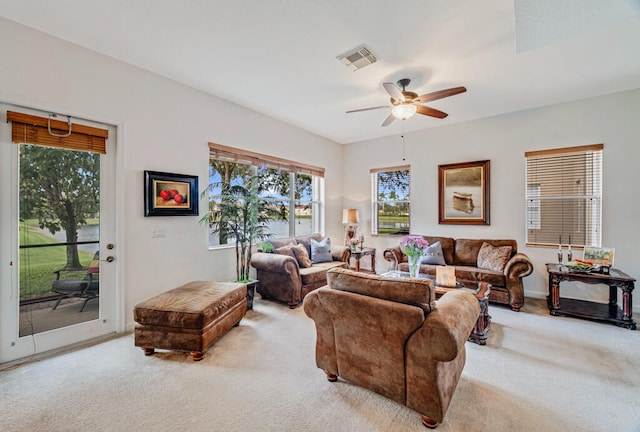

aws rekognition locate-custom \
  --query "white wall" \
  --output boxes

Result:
[344,89,640,310]
[0,18,344,330]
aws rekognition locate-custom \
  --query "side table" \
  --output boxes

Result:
[245,280,259,310]
[350,247,376,273]
[545,263,636,330]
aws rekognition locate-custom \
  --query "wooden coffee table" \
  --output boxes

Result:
[381,271,491,345]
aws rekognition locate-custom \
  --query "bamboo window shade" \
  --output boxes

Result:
[524,144,603,247]
[7,111,108,154]
[208,142,324,177]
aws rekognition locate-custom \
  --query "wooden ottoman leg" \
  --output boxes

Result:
[143,348,155,356]
[191,351,205,361]
[421,414,438,429]
[325,371,338,382]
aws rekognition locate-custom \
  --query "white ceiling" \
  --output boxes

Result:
[1,0,640,144]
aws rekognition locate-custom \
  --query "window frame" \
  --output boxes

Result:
[207,144,324,248]
[370,165,411,236]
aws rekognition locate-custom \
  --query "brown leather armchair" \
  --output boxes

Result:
[250,234,350,308]
[303,268,480,428]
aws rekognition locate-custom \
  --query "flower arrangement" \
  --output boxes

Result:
[400,235,430,258]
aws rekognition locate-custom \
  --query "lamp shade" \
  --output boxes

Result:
[342,208,360,224]
[391,103,417,120]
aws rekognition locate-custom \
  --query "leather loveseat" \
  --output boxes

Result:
[250,233,350,308]
[384,236,533,311]
[304,268,480,428]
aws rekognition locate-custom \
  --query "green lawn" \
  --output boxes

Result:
[19,222,95,300]
[377,215,409,235]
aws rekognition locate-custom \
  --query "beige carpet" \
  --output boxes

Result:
[1,297,639,432]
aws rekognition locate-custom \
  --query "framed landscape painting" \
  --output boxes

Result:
[438,160,490,225]
[144,170,199,216]
[582,247,615,267]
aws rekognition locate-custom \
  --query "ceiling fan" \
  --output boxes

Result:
[346,78,467,127]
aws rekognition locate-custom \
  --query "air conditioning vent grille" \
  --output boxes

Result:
[337,45,378,71]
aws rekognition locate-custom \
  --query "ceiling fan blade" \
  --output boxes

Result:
[383,82,405,101]
[381,112,396,127]
[346,105,390,114]
[414,86,467,104]
[416,105,448,119]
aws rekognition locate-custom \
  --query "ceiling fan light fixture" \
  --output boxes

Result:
[391,103,417,120]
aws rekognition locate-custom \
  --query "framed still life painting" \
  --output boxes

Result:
[144,170,199,216]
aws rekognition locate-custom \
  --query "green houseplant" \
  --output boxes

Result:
[202,175,282,282]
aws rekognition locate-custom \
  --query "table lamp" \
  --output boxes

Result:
[342,208,359,245]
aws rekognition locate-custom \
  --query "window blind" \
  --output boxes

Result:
[525,144,603,247]
[7,111,108,154]
[209,142,324,177]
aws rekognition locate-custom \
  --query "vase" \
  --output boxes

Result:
[407,254,420,278]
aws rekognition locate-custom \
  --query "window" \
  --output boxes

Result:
[371,165,410,235]
[525,144,603,247]
[208,143,324,247]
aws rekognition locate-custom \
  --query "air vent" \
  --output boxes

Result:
[337,45,378,71]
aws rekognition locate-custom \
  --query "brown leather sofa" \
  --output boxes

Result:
[250,233,350,308]
[384,237,533,311]
[303,268,480,429]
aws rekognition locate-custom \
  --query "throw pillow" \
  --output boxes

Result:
[275,243,297,261]
[419,241,446,265]
[291,243,312,268]
[477,242,512,272]
[311,237,333,263]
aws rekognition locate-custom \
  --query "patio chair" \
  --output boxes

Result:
[51,251,100,312]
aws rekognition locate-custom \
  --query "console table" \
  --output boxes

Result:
[545,263,636,330]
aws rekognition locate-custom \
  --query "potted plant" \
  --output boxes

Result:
[202,175,283,282]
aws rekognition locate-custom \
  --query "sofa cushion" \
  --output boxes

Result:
[477,242,512,272]
[295,233,324,257]
[275,243,297,261]
[310,237,333,263]
[327,268,436,315]
[420,236,455,264]
[420,241,446,265]
[300,261,346,286]
[270,237,296,250]
[453,238,517,266]
[291,243,312,268]
[454,265,507,287]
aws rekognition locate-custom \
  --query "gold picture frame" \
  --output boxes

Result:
[438,160,490,225]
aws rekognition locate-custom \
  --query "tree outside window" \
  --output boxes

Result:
[371,166,410,235]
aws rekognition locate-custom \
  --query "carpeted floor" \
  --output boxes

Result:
[1,296,639,432]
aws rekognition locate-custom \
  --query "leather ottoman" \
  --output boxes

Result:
[134,281,247,361]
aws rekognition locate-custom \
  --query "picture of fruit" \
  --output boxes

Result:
[174,194,184,204]
[159,190,170,200]
[169,189,179,198]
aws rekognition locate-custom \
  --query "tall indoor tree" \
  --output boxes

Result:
[203,175,284,282]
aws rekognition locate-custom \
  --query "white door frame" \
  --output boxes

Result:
[0,103,124,363]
